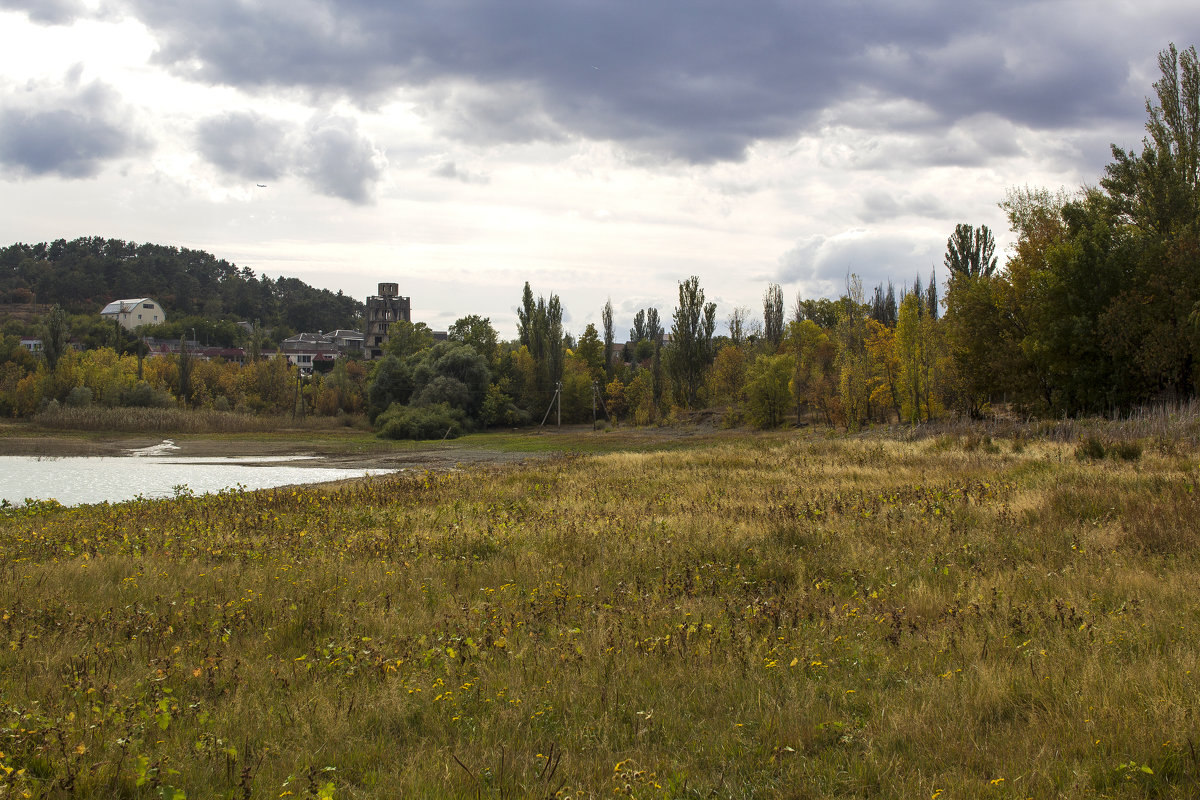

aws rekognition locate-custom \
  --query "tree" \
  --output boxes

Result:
[1105,43,1200,238]
[517,283,537,348]
[894,293,925,422]
[787,319,837,425]
[629,309,647,346]
[706,344,747,405]
[448,315,499,369]
[668,276,716,407]
[1100,43,1200,400]
[864,319,901,421]
[942,271,1022,417]
[575,323,605,380]
[727,306,750,346]
[385,320,435,360]
[512,284,565,411]
[409,341,491,418]
[645,308,663,349]
[943,224,999,278]
[763,283,784,349]
[366,355,412,421]
[602,299,615,376]
[744,353,795,428]
[41,305,69,371]
[834,275,871,429]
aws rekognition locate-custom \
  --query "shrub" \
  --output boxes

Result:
[65,386,93,407]
[1108,439,1143,462]
[120,381,172,408]
[376,402,467,440]
[1075,435,1107,461]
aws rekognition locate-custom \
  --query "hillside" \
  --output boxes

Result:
[0,237,363,334]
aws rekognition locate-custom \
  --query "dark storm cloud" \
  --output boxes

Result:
[194,111,385,203]
[117,0,1200,163]
[0,70,142,178]
[0,0,84,25]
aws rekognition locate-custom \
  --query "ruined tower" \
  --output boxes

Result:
[365,282,411,359]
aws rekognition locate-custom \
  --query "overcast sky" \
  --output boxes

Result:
[1,1,1195,337]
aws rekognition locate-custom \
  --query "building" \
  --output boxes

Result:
[365,283,411,359]
[278,330,363,374]
[100,298,165,331]
[324,329,365,352]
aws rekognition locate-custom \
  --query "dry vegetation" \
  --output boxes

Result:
[0,425,1198,798]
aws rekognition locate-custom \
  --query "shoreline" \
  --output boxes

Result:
[0,432,548,473]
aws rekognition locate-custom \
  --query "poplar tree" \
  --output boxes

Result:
[668,276,717,407]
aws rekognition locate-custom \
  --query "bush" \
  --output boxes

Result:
[376,402,468,440]
[1074,435,1142,462]
[65,386,93,407]
[1108,438,1143,462]
[120,380,172,408]
[1075,435,1107,461]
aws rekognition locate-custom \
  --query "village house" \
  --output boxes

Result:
[99,298,165,330]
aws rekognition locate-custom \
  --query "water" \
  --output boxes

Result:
[0,452,396,507]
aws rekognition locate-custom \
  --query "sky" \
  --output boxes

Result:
[1,1,1196,338]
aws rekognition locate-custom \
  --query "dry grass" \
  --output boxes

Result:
[0,426,1197,798]
[30,406,359,434]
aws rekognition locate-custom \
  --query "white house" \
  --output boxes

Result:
[100,298,165,331]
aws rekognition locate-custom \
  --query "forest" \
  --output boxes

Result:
[1,45,1197,435]
[0,237,363,338]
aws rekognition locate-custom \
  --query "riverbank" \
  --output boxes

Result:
[0,419,736,475]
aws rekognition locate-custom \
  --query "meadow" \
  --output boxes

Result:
[0,423,1197,799]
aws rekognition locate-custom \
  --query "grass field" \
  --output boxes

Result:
[0,425,1197,798]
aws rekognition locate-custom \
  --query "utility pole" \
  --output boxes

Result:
[539,382,563,428]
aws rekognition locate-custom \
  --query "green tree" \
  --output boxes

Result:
[706,343,747,405]
[42,305,69,371]
[1100,43,1200,399]
[834,276,871,429]
[448,315,499,370]
[385,321,435,360]
[944,224,999,278]
[409,341,491,419]
[601,299,615,377]
[668,276,717,407]
[575,323,605,381]
[366,355,412,421]
[744,353,795,428]
[787,319,838,425]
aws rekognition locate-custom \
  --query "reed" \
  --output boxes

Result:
[30,406,355,434]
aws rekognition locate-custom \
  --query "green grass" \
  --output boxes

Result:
[0,428,1198,798]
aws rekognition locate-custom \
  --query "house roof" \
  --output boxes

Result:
[100,298,155,315]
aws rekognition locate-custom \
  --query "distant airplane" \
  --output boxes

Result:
[256,184,267,188]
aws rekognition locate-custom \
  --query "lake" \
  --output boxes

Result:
[0,452,396,507]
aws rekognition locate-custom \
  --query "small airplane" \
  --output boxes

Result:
[256,184,267,188]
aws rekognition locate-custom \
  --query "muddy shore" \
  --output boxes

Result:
[0,433,547,473]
